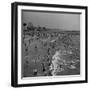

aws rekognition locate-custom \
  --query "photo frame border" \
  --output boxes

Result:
[11,2,88,87]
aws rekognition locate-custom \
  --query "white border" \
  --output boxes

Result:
[18,5,85,84]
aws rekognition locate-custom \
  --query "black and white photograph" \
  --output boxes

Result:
[11,2,88,87]
[22,10,80,77]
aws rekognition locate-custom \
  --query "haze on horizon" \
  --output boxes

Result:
[22,11,80,31]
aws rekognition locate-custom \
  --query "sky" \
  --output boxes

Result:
[22,10,80,31]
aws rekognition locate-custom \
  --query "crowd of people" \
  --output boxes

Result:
[22,22,80,77]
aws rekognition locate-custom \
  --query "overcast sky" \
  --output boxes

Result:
[22,11,80,31]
